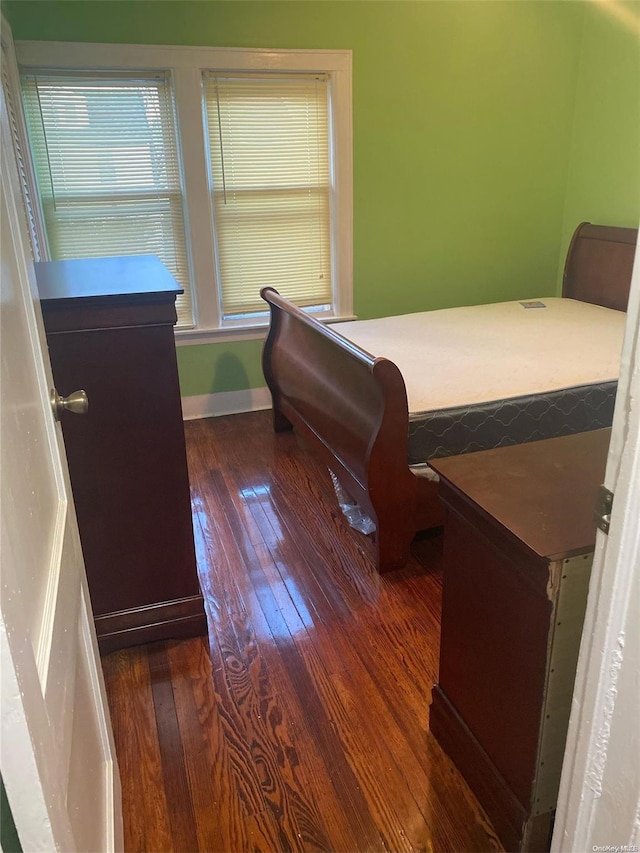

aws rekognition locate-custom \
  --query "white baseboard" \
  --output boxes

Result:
[181,387,272,420]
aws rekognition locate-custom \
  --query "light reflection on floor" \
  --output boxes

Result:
[191,484,314,641]
[238,482,285,544]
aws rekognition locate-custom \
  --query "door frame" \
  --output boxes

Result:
[553,234,640,848]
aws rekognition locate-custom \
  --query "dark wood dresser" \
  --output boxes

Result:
[36,255,207,654]
[428,428,610,852]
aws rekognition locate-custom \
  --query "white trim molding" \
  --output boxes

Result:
[181,387,272,421]
[174,312,357,346]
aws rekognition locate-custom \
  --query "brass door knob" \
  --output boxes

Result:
[51,388,89,421]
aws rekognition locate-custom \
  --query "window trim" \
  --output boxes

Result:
[15,41,353,344]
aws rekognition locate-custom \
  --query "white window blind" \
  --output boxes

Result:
[21,71,193,327]
[204,73,332,318]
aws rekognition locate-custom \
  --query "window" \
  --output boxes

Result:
[21,72,193,327]
[14,42,353,340]
[204,73,332,319]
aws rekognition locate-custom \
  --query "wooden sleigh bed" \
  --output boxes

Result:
[261,223,638,573]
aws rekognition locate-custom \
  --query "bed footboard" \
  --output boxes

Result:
[261,287,443,572]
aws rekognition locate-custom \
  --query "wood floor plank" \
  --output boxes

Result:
[205,464,388,852]
[103,411,503,853]
[102,648,174,853]
[194,413,501,851]
[217,456,436,846]
[189,460,363,852]
[225,435,438,734]
[163,637,228,853]
[227,432,498,851]
[199,431,461,853]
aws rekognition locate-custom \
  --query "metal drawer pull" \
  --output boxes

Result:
[51,388,89,421]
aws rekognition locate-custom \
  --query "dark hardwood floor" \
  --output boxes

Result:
[102,411,502,853]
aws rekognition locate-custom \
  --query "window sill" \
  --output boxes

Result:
[175,314,358,346]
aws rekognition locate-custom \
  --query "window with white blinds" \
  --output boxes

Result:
[21,72,193,327]
[14,42,352,339]
[204,73,332,319]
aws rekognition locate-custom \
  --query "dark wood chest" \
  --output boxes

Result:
[429,429,610,851]
[36,255,207,654]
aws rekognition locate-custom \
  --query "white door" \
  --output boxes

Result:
[553,233,640,849]
[0,82,123,851]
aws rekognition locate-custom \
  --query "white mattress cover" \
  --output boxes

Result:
[337,298,624,415]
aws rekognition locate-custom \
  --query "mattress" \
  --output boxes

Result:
[337,298,624,463]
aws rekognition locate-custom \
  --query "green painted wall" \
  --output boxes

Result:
[177,338,265,398]
[7,1,636,399]
[1,776,22,853]
[560,1,640,273]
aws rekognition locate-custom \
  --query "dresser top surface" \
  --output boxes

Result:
[430,428,611,560]
[35,255,182,302]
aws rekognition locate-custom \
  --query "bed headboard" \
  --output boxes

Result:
[563,222,638,312]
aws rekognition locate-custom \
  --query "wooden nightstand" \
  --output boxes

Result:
[428,428,610,852]
[36,255,207,654]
